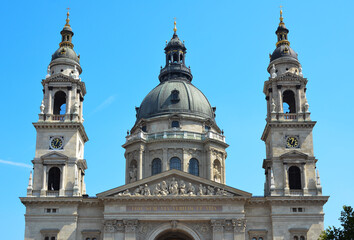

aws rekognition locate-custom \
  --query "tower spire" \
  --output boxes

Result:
[173,18,177,33]
[65,8,71,27]
[275,8,290,48]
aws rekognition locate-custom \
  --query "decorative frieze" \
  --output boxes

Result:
[116,177,233,197]
[211,219,225,232]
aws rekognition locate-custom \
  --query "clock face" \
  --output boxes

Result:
[286,136,299,148]
[50,137,63,150]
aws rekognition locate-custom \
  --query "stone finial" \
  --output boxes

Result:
[45,66,51,79]
[270,169,275,191]
[271,98,276,113]
[40,100,45,114]
[73,167,80,196]
[270,64,277,78]
[27,171,33,196]
[316,169,321,186]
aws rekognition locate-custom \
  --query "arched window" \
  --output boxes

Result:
[188,158,199,176]
[171,121,180,128]
[53,91,66,115]
[300,236,305,240]
[151,158,162,175]
[294,236,299,240]
[289,166,302,189]
[48,167,61,191]
[170,157,181,171]
[173,53,178,63]
[283,90,296,113]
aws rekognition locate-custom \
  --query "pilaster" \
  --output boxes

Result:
[211,219,225,240]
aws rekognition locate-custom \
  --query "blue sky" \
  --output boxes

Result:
[1,0,353,238]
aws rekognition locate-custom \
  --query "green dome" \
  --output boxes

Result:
[137,80,214,121]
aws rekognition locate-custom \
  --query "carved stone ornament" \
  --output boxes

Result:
[170,220,178,229]
[103,220,124,233]
[116,177,234,197]
[40,101,45,114]
[232,218,246,233]
[123,219,139,233]
[211,219,225,232]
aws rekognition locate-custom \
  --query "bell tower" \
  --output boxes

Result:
[27,11,88,197]
[261,10,322,197]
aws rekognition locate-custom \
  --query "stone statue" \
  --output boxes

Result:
[179,180,186,195]
[129,166,137,182]
[304,101,309,113]
[299,66,303,77]
[270,64,277,78]
[153,183,161,195]
[71,65,80,79]
[197,184,204,196]
[40,100,45,114]
[73,102,79,115]
[213,166,221,183]
[143,184,151,196]
[187,183,195,195]
[169,178,179,195]
[160,181,169,196]
[207,186,214,195]
[271,98,276,113]
[133,185,143,196]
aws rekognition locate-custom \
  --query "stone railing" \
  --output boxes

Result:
[52,114,65,121]
[289,189,303,196]
[270,112,311,122]
[46,190,59,197]
[126,130,225,143]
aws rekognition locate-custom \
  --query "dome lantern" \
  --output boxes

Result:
[158,20,193,83]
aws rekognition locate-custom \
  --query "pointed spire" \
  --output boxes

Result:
[279,6,285,27]
[173,18,177,34]
[65,8,71,27]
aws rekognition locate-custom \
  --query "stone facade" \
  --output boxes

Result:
[21,12,328,240]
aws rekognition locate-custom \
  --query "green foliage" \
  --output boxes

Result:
[319,206,354,240]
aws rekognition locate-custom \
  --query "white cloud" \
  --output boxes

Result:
[89,95,116,116]
[0,159,32,169]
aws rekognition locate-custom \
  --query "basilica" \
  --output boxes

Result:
[21,10,328,240]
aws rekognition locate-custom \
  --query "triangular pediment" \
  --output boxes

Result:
[40,151,68,160]
[96,169,252,198]
[280,150,309,159]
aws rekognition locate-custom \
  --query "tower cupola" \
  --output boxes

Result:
[158,21,193,82]
[49,10,81,77]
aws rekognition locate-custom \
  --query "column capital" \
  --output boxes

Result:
[123,219,138,233]
[232,218,246,233]
[210,219,225,232]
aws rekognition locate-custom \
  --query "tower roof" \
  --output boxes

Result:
[270,9,298,62]
[51,10,80,65]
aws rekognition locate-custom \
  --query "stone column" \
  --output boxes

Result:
[211,219,225,240]
[65,87,72,121]
[206,149,212,181]
[163,148,168,171]
[136,148,143,180]
[183,148,188,172]
[284,164,290,195]
[40,165,47,196]
[124,220,138,240]
[301,163,308,195]
[59,165,66,196]
[277,85,282,113]
[47,87,53,115]
[103,220,116,240]
[296,85,302,113]
[233,218,246,240]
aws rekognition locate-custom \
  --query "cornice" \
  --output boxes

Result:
[42,73,86,96]
[246,196,329,205]
[20,197,84,205]
[261,121,316,141]
[33,122,89,142]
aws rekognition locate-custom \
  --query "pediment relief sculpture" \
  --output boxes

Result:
[115,177,233,197]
